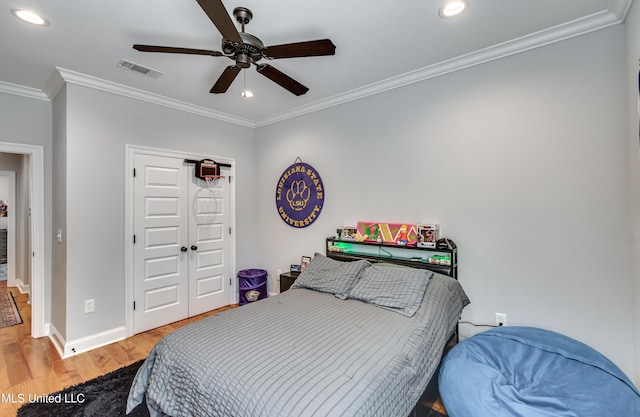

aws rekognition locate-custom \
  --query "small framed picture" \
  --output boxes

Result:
[301,256,311,270]
[290,264,301,272]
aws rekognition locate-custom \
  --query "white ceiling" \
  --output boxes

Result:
[0,0,633,126]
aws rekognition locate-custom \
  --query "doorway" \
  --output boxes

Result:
[0,142,45,338]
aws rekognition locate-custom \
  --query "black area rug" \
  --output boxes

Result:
[17,360,149,417]
[17,359,447,417]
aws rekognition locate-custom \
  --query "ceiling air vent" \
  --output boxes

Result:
[117,59,163,79]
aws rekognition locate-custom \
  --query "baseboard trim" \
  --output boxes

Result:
[47,324,65,359]
[15,279,30,297]
[48,324,126,359]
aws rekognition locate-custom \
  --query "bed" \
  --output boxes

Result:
[127,253,469,417]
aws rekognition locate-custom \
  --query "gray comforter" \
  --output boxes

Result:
[127,274,469,417]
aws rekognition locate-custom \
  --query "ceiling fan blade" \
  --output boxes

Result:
[196,0,242,43]
[256,64,309,96]
[133,45,223,56]
[264,39,336,59]
[210,66,241,94]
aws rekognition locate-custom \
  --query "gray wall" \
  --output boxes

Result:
[256,26,636,379]
[52,86,68,338]
[56,83,257,341]
[0,92,52,324]
[625,0,640,386]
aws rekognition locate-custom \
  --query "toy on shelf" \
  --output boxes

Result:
[428,254,452,266]
[396,224,410,246]
[417,224,440,248]
[340,225,357,241]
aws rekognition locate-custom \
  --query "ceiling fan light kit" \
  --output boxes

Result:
[240,71,253,98]
[133,0,336,96]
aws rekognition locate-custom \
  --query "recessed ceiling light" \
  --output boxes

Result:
[439,0,468,18]
[11,8,49,26]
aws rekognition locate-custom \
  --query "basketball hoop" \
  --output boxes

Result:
[204,175,221,188]
[196,159,225,183]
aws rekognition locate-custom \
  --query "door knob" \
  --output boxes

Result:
[191,245,198,251]
[180,246,188,252]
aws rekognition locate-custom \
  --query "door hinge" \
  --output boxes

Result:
[133,234,136,244]
[133,168,136,177]
[228,227,232,235]
[133,301,136,310]
[229,277,232,286]
[228,176,232,183]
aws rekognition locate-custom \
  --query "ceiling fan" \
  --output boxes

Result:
[132,0,336,96]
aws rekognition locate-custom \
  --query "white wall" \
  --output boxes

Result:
[57,83,257,342]
[256,26,636,379]
[625,0,640,386]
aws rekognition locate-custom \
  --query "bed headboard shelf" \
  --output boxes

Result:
[325,237,458,279]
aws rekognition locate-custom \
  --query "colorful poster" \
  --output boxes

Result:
[356,221,418,245]
[275,162,324,228]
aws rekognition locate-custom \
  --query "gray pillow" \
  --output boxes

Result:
[348,263,433,317]
[291,254,370,299]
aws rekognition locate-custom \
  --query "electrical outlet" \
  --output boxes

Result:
[85,299,95,314]
[495,312,507,326]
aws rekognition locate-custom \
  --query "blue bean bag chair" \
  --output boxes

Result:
[439,326,640,417]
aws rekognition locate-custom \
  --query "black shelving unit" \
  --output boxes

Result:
[325,237,457,279]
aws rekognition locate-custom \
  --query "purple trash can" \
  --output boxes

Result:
[238,269,268,305]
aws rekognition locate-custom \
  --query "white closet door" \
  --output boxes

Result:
[187,168,231,316]
[133,154,189,334]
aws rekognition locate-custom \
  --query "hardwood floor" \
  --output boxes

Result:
[0,281,235,417]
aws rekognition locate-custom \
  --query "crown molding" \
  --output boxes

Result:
[609,0,634,21]
[255,8,623,127]
[0,80,49,101]
[43,69,65,100]
[54,68,256,128]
